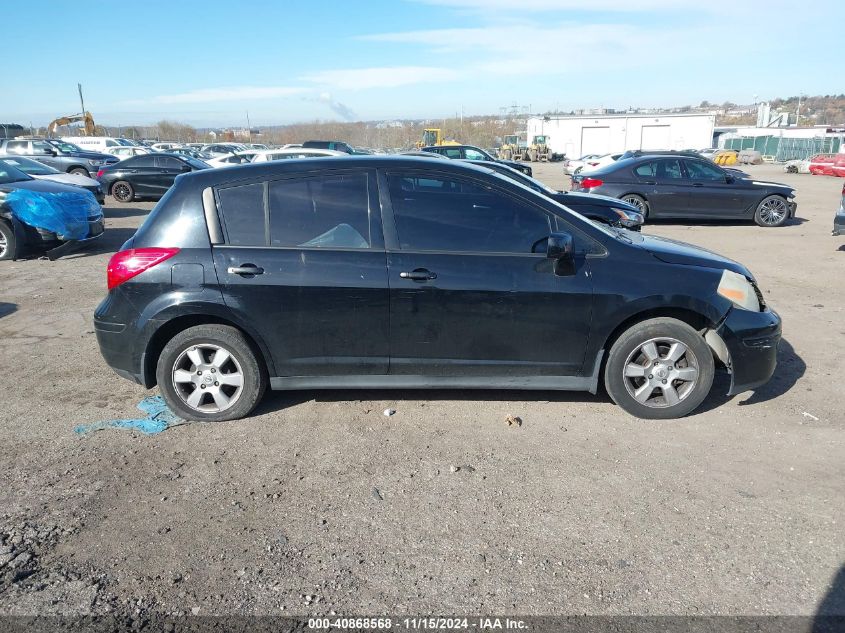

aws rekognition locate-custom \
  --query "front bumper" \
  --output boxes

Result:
[788,200,797,217]
[833,205,845,236]
[717,307,782,395]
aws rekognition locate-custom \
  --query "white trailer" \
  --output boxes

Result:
[527,113,715,158]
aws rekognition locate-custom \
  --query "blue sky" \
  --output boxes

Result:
[3,0,843,127]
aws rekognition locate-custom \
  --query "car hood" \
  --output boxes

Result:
[33,173,100,187]
[735,176,793,194]
[0,178,89,195]
[550,191,637,209]
[66,150,118,161]
[629,233,751,277]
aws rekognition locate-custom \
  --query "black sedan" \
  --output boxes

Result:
[97,153,209,202]
[422,144,532,176]
[571,154,797,227]
[0,163,104,260]
[464,160,643,230]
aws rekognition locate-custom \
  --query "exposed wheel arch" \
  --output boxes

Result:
[595,307,716,393]
[143,314,274,389]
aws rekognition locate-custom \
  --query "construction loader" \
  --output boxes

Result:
[416,128,461,149]
[525,135,553,162]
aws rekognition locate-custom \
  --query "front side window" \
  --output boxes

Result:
[442,148,462,159]
[685,159,725,181]
[269,173,370,249]
[465,148,487,161]
[387,173,552,254]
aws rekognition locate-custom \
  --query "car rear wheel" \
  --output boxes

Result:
[0,221,16,261]
[621,194,649,218]
[69,167,90,177]
[111,181,135,203]
[156,325,267,422]
[754,195,789,227]
[604,318,714,419]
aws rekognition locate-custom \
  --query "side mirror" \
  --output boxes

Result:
[41,148,57,156]
[547,232,575,275]
[180,164,192,172]
[725,174,735,183]
[547,232,573,260]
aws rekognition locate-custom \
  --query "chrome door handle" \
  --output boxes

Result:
[228,265,264,276]
[400,269,436,281]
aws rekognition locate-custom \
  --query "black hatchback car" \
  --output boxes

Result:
[94,157,781,421]
[97,153,209,202]
[571,154,797,227]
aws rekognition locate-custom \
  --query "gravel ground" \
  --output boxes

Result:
[0,163,842,619]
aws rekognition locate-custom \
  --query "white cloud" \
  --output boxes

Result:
[303,66,461,90]
[124,86,308,106]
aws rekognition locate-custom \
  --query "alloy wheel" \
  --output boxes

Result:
[171,344,245,413]
[0,231,7,259]
[622,337,700,408]
[622,196,646,212]
[113,183,132,202]
[758,197,788,225]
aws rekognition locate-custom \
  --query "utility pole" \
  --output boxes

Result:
[246,111,252,142]
[795,94,804,127]
[78,83,86,114]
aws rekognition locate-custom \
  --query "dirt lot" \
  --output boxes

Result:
[0,164,842,619]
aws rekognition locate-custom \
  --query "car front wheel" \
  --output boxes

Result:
[754,195,790,227]
[156,325,267,422]
[604,318,714,419]
[0,221,16,261]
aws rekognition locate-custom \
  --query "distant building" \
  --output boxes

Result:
[526,113,715,157]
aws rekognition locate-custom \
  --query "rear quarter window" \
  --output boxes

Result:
[216,183,266,246]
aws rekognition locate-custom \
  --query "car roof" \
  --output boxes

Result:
[178,155,498,189]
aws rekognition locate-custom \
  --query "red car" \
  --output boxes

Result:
[808,153,845,177]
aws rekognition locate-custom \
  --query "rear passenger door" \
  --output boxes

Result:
[642,158,691,217]
[125,155,158,194]
[211,170,390,376]
[153,156,186,196]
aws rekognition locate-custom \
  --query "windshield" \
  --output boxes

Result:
[0,164,34,184]
[0,156,58,176]
[46,140,83,153]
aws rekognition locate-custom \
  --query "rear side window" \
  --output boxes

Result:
[269,173,370,249]
[217,183,266,246]
[634,162,656,178]
[5,141,28,154]
[130,155,156,168]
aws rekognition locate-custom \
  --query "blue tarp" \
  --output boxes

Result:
[4,188,98,240]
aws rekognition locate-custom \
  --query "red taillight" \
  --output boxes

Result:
[580,177,604,189]
[96,169,104,178]
[107,248,180,290]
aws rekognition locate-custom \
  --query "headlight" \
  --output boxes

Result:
[610,207,644,228]
[717,269,760,311]
[88,159,103,166]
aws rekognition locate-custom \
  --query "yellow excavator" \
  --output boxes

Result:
[46,111,96,138]
[417,128,460,149]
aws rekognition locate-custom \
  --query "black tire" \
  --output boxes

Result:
[156,324,267,422]
[0,220,16,261]
[754,195,790,227]
[111,180,135,203]
[621,194,649,218]
[69,167,90,177]
[604,317,714,420]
